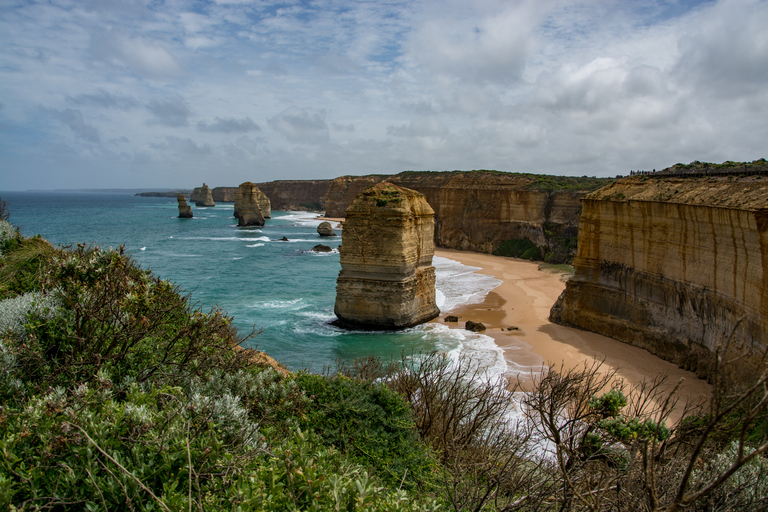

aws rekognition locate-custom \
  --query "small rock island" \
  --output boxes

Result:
[334,182,440,330]
[190,183,215,207]
[234,182,267,227]
[177,194,193,218]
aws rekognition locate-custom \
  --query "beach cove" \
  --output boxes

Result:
[433,248,712,419]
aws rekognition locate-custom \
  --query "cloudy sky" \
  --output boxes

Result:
[1,0,766,190]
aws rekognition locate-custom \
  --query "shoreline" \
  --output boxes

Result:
[432,248,712,422]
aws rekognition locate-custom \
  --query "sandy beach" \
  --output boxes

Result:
[433,248,712,421]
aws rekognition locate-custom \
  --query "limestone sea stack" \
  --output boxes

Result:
[234,182,266,227]
[190,183,215,207]
[317,221,336,237]
[177,194,193,218]
[234,182,271,219]
[334,182,439,329]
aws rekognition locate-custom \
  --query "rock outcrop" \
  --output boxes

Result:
[317,221,336,237]
[324,175,388,218]
[550,173,768,384]
[234,182,266,227]
[190,183,215,207]
[177,194,193,218]
[234,182,270,225]
[334,182,440,329]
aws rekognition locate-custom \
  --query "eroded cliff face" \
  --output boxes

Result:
[334,182,440,329]
[324,175,389,218]
[551,175,768,382]
[256,180,331,212]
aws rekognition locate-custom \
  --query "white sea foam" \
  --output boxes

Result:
[433,256,501,313]
[246,243,265,247]
[253,298,306,309]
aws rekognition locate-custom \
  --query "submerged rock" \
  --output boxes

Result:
[317,221,336,237]
[190,183,215,207]
[177,194,193,218]
[334,182,439,330]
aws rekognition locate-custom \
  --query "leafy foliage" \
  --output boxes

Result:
[492,237,542,260]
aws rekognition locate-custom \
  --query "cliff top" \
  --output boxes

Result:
[393,170,613,192]
[587,174,768,210]
[347,182,434,216]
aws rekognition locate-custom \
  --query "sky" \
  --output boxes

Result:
[1,0,767,190]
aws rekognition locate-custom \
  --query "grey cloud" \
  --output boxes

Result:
[67,89,139,110]
[675,2,768,97]
[197,117,261,133]
[44,108,101,143]
[387,117,449,138]
[332,123,355,132]
[147,97,191,127]
[267,107,329,144]
[150,136,211,156]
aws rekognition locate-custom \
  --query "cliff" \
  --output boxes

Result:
[323,175,389,218]
[256,180,331,212]
[551,173,768,382]
[334,182,439,329]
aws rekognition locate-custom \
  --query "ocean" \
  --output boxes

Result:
[1,191,505,377]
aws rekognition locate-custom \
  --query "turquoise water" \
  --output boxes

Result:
[1,191,503,374]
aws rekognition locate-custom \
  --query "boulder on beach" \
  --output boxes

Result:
[465,320,486,332]
[317,221,336,237]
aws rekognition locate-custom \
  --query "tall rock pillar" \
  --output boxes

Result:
[177,194,193,218]
[234,182,271,220]
[191,183,215,207]
[234,182,266,227]
[334,182,440,329]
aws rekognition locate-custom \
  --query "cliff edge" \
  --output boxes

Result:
[550,173,768,383]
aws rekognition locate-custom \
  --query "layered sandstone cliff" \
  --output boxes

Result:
[190,183,215,207]
[234,182,271,220]
[256,180,331,212]
[334,182,440,329]
[321,171,606,262]
[551,174,768,382]
[234,182,266,227]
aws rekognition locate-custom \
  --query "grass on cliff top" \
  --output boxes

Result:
[395,170,613,192]
[662,158,768,173]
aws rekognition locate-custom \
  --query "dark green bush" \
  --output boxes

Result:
[492,238,543,261]
[294,372,435,489]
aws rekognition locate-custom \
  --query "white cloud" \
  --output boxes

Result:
[1,0,767,189]
[90,28,182,78]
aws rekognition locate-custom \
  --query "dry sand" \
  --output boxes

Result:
[433,248,712,422]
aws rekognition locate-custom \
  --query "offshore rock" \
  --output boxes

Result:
[317,221,336,237]
[190,183,215,207]
[334,182,440,330]
[311,244,333,253]
[177,194,193,218]
[234,182,271,220]
[234,182,266,227]
[550,173,768,385]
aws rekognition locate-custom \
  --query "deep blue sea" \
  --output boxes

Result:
[1,191,504,375]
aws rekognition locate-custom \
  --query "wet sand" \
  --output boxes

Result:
[433,248,712,422]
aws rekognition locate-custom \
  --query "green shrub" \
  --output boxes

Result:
[492,238,543,261]
[294,372,435,490]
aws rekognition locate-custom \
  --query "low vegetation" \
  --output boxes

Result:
[1,209,767,510]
